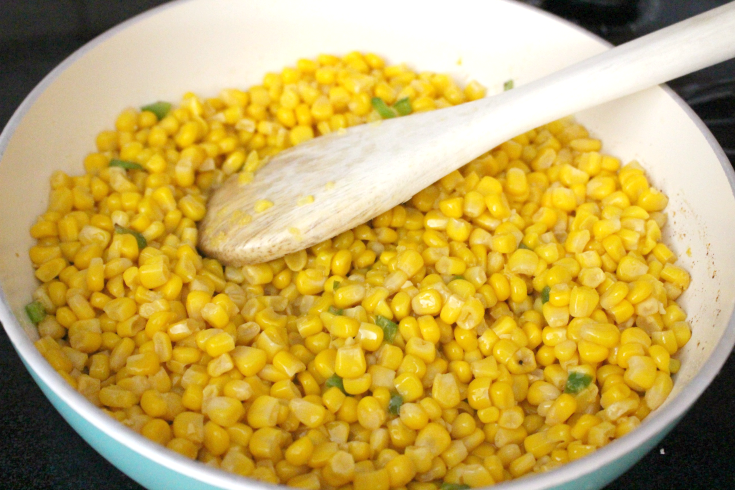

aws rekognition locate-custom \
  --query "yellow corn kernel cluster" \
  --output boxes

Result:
[27,51,691,488]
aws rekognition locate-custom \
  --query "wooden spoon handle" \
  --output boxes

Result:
[430,0,735,168]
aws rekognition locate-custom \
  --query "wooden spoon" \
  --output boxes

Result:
[199,2,735,266]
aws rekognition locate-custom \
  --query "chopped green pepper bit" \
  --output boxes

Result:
[504,79,514,91]
[333,281,341,290]
[439,483,470,490]
[371,97,396,119]
[328,305,344,316]
[564,371,593,394]
[140,101,172,121]
[541,285,551,304]
[388,393,403,415]
[325,374,347,395]
[114,225,147,250]
[375,315,398,342]
[518,242,531,250]
[452,275,465,281]
[109,159,143,170]
[393,97,412,116]
[25,301,46,324]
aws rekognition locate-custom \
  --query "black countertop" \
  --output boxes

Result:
[1,1,734,489]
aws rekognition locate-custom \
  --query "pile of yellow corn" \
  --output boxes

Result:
[27,52,691,489]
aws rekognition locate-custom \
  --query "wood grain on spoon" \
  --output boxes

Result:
[199,1,735,266]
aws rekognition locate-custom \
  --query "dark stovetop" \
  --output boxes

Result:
[1,1,734,489]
